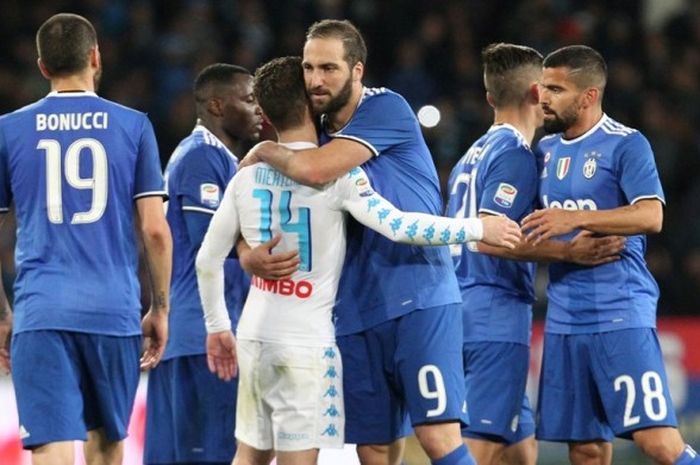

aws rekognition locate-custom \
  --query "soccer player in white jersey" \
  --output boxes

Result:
[0,13,172,465]
[240,20,478,465]
[521,45,700,465]
[144,64,263,465]
[196,56,521,465]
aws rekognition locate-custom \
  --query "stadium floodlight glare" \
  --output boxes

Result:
[417,105,441,128]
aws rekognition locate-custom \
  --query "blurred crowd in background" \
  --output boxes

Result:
[0,0,699,316]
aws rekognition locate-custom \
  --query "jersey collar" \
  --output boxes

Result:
[282,141,318,150]
[489,123,530,149]
[193,124,237,160]
[559,113,608,145]
[47,90,98,98]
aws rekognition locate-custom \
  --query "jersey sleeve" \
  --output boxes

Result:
[195,177,241,333]
[333,92,416,156]
[178,145,235,245]
[134,116,167,199]
[616,132,665,205]
[177,145,233,214]
[0,124,11,212]
[479,148,538,221]
[327,167,484,244]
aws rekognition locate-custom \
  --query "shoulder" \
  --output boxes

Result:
[599,117,650,155]
[98,96,148,118]
[355,87,413,117]
[535,133,560,151]
[0,98,46,127]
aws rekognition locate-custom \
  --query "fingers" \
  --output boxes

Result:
[500,220,522,249]
[207,354,236,381]
[590,255,621,265]
[140,338,165,371]
[261,234,283,250]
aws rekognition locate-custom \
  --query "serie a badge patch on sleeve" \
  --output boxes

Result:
[494,182,517,208]
[200,183,220,208]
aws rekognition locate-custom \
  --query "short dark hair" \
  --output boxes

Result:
[254,56,307,132]
[482,43,543,107]
[306,19,367,68]
[36,13,97,77]
[543,45,607,92]
[193,63,251,104]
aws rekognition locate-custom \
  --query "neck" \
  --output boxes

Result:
[50,73,95,93]
[493,105,539,145]
[198,118,239,153]
[326,83,363,132]
[563,106,604,139]
[278,123,319,145]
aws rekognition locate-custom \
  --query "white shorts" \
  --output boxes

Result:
[235,340,344,451]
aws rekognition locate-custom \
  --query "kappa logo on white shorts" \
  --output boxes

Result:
[200,183,220,208]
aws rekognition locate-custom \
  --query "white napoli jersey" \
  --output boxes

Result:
[197,142,485,346]
[236,162,349,345]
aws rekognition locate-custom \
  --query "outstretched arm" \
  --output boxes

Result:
[521,199,662,245]
[337,169,521,248]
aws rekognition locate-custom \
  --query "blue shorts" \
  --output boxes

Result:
[537,328,678,442]
[461,341,535,444]
[144,354,237,464]
[338,304,467,444]
[11,330,141,449]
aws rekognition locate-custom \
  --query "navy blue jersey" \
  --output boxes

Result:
[323,88,461,335]
[536,115,665,334]
[0,91,165,335]
[446,125,538,344]
[163,125,248,359]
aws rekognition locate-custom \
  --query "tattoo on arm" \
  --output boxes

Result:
[154,291,167,311]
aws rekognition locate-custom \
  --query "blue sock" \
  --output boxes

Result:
[431,444,476,465]
[674,445,700,465]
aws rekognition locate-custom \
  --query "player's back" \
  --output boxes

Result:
[232,154,347,346]
[446,125,538,343]
[0,91,164,336]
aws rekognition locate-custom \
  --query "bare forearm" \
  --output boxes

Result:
[576,201,662,235]
[477,239,569,262]
[142,227,173,313]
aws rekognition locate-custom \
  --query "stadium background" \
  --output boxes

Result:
[1,0,700,463]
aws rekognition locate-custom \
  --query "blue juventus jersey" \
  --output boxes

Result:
[446,125,538,344]
[323,87,461,335]
[536,114,665,334]
[0,91,165,336]
[163,125,248,359]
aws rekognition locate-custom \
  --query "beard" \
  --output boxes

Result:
[542,103,579,134]
[309,75,353,116]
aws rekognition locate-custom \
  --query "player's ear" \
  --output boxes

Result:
[485,91,496,109]
[352,61,363,82]
[36,58,51,80]
[207,98,224,117]
[89,45,100,69]
[529,82,541,104]
[581,87,599,109]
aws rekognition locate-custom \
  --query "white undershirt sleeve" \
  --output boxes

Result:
[330,167,483,244]
[195,177,241,334]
